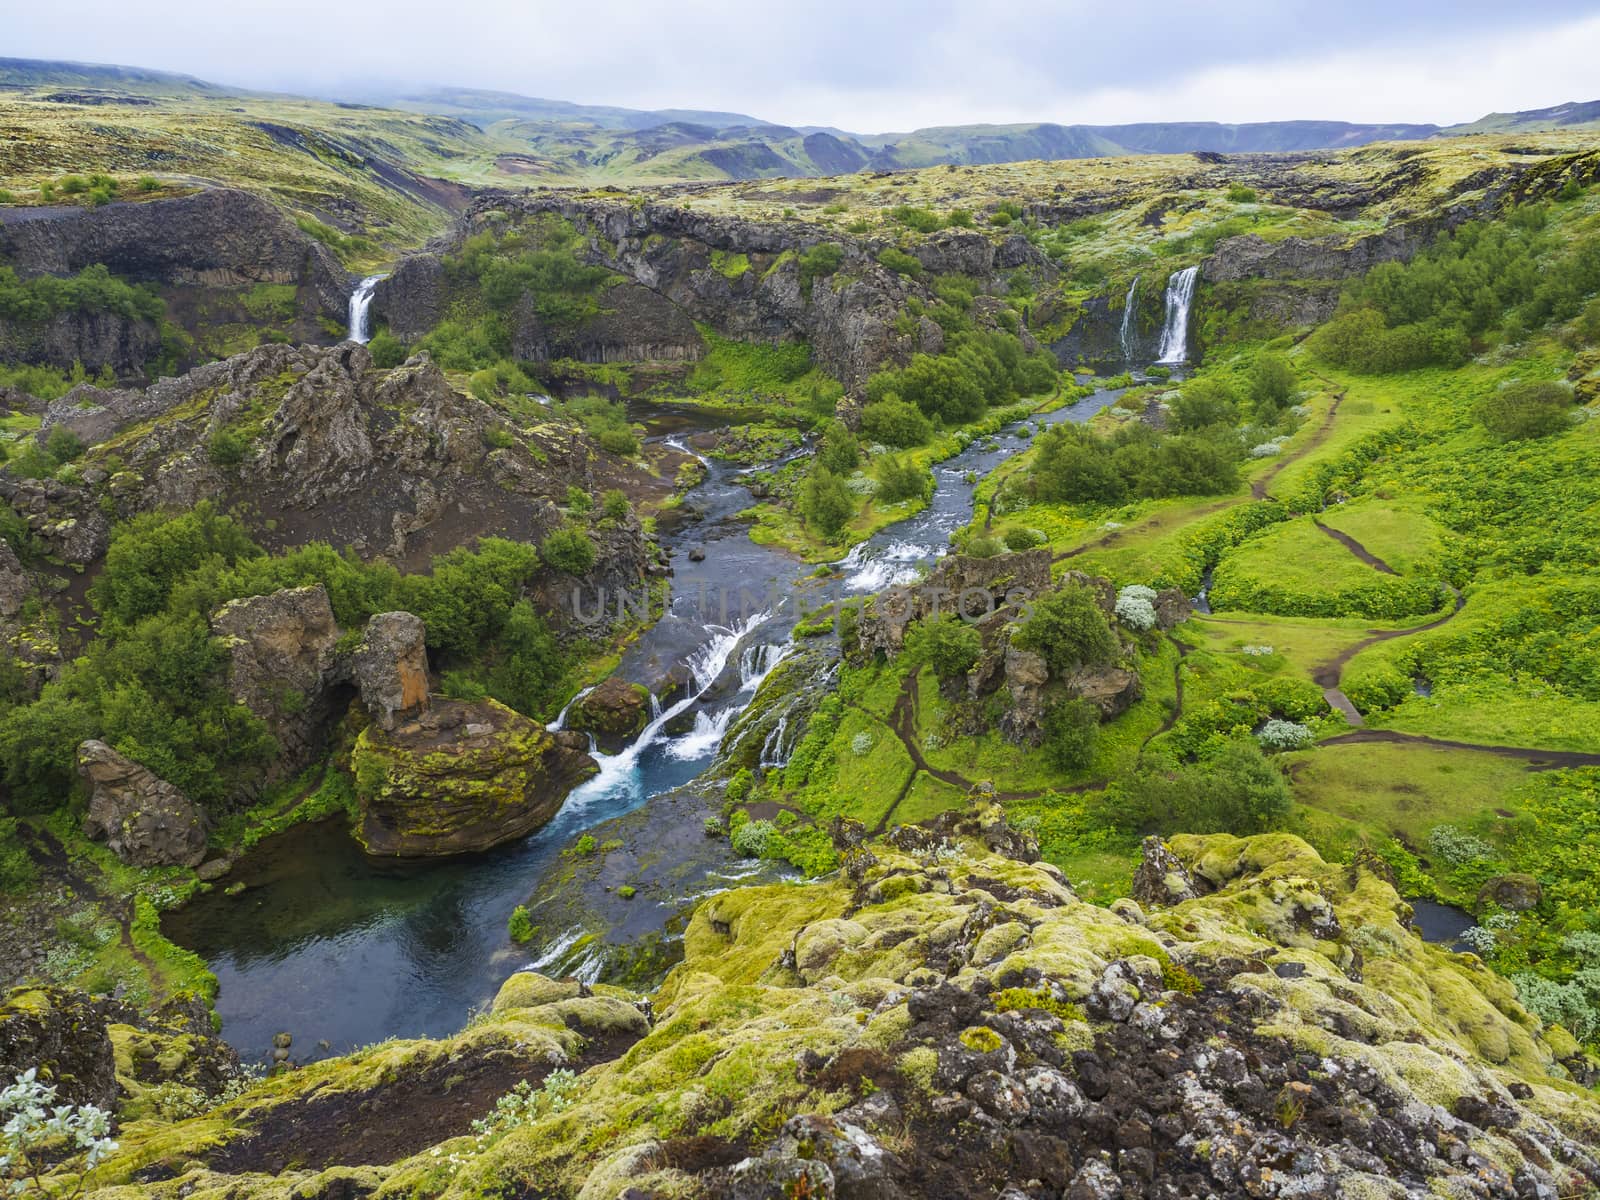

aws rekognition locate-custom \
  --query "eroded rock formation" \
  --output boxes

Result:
[78,740,208,868]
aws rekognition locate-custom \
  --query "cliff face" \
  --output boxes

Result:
[1,341,653,588]
[0,190,347,301]
[374,196,1054,389]
[64,816,1600,1199]
[0,189,351,374]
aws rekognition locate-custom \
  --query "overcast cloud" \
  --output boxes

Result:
[6,0,1600,131]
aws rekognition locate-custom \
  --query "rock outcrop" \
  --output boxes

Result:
[1,343,653,606]
[212,585,344,789]
[0,986,131,1110]
[569,675,651,751]
[375,196,1050,389]
[351,698,597,857]
[349,612,430,732]
[77,740,208,868]
[77,820,1600,1198]
[0,189,350,374]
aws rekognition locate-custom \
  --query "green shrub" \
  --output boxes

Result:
[965,536,1003,558]
[1042,698,1099,770]
[1225,184,1258,203]
[874,455,932,504]
[859,398,932,447]
[818,421,859,473]
[601,490,631,521]
[1003,527,1042,551]
[1170,379,1238,431]
[206,425,251,467]
[1103,740,1291,836]
[1248,353,1296,416]
[905,614,981,681]
[890,206,944,233]
[367,330,406,368]
[507,905,536,943]
[0,818,37,893]
[799,465,854,539]
[1013,585,1118,674]
[1474,380,1573,440]
[798,242,844,294]
[877,248,923,277]
[541,527,598,575]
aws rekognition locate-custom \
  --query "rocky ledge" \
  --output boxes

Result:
[57,809,1600,1199]
[351,697,596,857]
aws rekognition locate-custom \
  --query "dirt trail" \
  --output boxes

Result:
[20,825,160,981]
[1310,587,1465,689]
[1312,520,1399,574]
[1320,729,1600,769]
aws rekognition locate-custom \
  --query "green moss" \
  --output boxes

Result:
[959,1025,1004,1053]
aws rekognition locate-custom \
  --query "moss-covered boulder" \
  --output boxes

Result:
[351,698,597,857]
[567,675,651,752]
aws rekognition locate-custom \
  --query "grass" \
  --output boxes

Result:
[1208,516,1444,620]
[1317,498,1445,576]
[1286,741,1535,856]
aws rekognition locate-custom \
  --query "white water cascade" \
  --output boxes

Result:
[1118,275,1140,363]
[1155,266,1199,364]
[347,274,386,344]
[559,610,774,805]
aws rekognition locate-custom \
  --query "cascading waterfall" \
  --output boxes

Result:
[346,274,386,345]
[1155,266,1199,364]
[1119,275,1140,363]
[839,539,930,593]
[561,611,773,804]
[547,685,595,732]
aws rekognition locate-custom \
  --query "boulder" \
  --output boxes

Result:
[78,740,207,868]
[569,676,650,751]
[212,584,342,722]
[1152,587,1191,630]
[351,699,597,857]
[0,986,132,1110]
[1130,837,1200,907]
[212,584,344,793]
[1476,873,1542,913]
[351,612,431,731]
[0,538,26,621]
[1063,665,1143,719]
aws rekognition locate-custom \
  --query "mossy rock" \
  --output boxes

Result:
[351,698,597,856]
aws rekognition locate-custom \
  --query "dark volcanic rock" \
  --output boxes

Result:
[78,740,208,868]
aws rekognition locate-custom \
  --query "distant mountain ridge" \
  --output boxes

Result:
[5,57,1600,184]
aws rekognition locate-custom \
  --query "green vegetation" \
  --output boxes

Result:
[0,507,585,812]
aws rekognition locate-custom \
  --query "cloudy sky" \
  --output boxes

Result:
[8,0,1600,131]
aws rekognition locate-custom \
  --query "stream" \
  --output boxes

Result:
[165,330,1180,1061]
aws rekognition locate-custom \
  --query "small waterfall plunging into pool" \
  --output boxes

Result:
[562,610,774,806]
[1155,265,1199,364]
[1118,275,1140,363]
[347,274,386,344]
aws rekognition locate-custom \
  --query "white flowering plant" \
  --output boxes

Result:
[1114,584,1158,632]
[1256,719,1313,750]
[1,1069,119,1199]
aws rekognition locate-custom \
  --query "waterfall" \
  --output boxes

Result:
[547,685,596,732]
[663,707,738,761]
[1155,266,1199,365]
[564,610,772,805]
[738,642,789,692]
[346,274,386,345]
[759,715,791,769]
[1118,275,1140,363]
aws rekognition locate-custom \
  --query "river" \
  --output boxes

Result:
[163,382,1128,1062]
